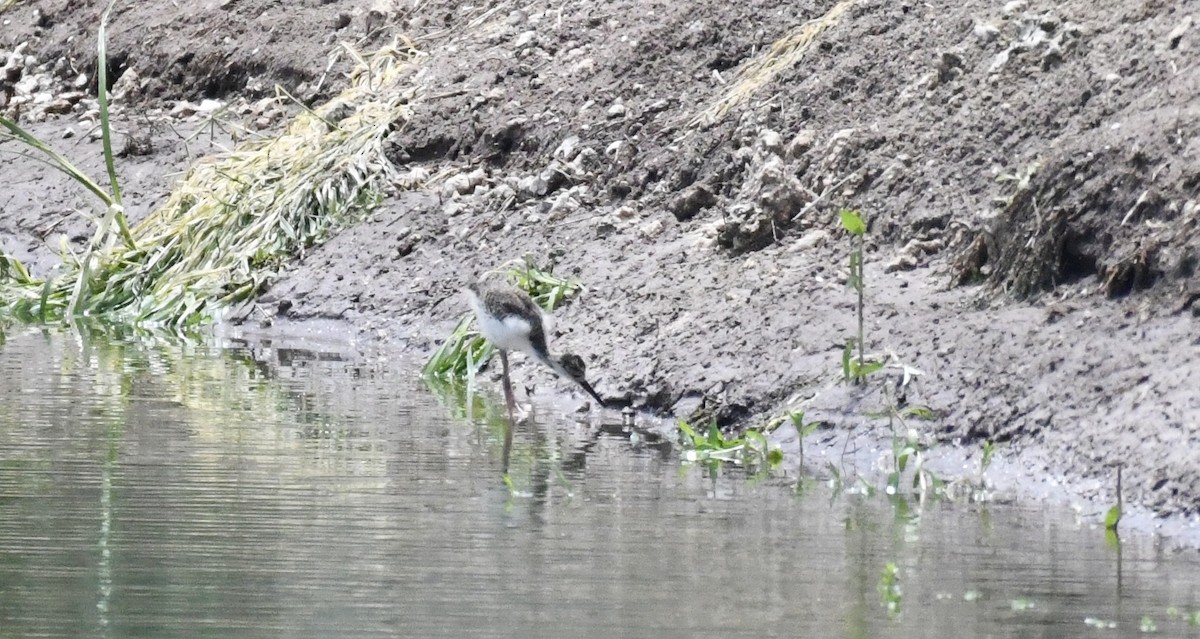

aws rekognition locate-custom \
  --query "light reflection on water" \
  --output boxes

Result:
[0,330,1197,638]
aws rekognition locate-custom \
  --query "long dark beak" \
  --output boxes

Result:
[575,377,606,408]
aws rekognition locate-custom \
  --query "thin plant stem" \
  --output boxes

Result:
[97,0,136,250]
[857,231,864,370]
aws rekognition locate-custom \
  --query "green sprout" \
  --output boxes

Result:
[839,209,883,383]
[789,409,820,467]
[677,419,782,471]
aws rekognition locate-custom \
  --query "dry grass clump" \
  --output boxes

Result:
[0,39,424,330]
[691,0,857,127]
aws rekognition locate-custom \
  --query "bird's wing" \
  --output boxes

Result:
[486,287,550,359]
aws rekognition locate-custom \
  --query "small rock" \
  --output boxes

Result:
[606,102,627,119]
[671,395,704,419]
[1002,0,1027,14]
[507,9,528,26]
[537,167,567,195]
[670,184,717,221]
[570,57,596,76]
[1168,16,1193,50]
[1041,41,1063,70]
[170,100,200,117]
[645,98,670,113]
[884,253,919,273]
[974,22,1000,43]
[111,66,141,101]
[72,72,88,89]
[615,205,637,219]
[61,127,75,139]
[442,170,484,197]
[787,129,815,158]
[197,98,223,113]
[514,30,537,49]
[639,218,665,239]
[758,128,784,156]
[443,200,465,217]
[467,167,487,189]
[43,97,73,115]
[937,50,964,83]
[490,182,517,205]
[249,96,275,115]
[547,192,578,220]
[553,135,582,162]
[988,49,1011,74]
[14,75,39,94]
[792,229,830,251]
[517,174,548,197]
[905,237,945,255]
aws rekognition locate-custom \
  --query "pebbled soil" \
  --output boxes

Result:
[1,0,1198,523]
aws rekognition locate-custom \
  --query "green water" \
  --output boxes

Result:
[0,331,1197,638]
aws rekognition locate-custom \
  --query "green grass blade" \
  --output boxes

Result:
[98,0,122,207]
[0,116,114,207]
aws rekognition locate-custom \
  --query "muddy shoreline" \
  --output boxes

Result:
[2,0,1198,534]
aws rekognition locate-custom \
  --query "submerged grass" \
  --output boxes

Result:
[0,30,423,330]
[421,259,582,382]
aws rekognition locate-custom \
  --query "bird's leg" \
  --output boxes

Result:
[500,350,516,473]
[500,350,518,421]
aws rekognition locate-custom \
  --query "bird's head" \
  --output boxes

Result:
[553,352,605,407]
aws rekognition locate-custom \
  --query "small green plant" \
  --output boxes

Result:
[838,209,884,383]
[1140,615,1157,633]
[421,258,581,381]
[788,409,820,467]
[881,382,940,498]
[980,440,996,476]
[887,429,938,497]
[1105,464,1123,532]
[878,562,901,618]
[677,420,782,470]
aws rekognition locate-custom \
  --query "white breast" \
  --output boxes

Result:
[466,289,536,354]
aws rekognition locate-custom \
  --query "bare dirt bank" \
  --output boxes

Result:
[2,0,1198,523]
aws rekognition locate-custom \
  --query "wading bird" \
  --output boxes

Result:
[464,280,604,424]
